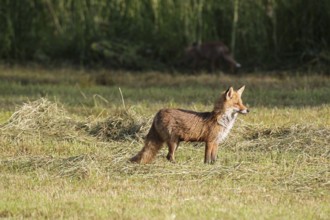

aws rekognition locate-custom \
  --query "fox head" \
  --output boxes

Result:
[214,85,249,114]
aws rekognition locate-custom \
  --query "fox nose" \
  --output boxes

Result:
[247,109,250,113]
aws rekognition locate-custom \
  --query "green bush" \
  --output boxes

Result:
[0,0,329,70]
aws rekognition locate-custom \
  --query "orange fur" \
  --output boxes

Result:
[130,86,249,164]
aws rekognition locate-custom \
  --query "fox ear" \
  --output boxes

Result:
[237,85,245,96]
[225,87,234,100]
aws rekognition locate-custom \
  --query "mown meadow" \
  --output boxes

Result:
[0,66,329,219]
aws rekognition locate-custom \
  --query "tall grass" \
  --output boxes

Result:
[0,0,329,70]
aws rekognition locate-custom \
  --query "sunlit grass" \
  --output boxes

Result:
[0,67,329,219]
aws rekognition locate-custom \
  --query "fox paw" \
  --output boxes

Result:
[166,154,176,163]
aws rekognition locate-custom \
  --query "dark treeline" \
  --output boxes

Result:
[0,0,329,71]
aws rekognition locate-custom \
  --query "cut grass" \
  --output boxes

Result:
[0,68,329,219]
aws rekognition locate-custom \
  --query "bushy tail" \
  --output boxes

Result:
[130,123,164,164]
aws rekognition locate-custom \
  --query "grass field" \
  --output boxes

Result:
[0,66,329,219]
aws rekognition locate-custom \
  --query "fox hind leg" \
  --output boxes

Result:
[166,139,179,163]
[130,138,164,164]
[130,123,164,164]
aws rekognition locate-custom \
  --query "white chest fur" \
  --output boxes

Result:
[216,109,238,144]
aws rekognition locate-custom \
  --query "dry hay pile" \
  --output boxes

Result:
[0,98,150,143]
[0,98,82,140]
[0,98,148,178]
[86,110,151,142]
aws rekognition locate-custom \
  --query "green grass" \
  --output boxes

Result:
[0,66,329,219]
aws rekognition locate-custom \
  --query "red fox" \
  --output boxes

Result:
[184,41,241,72]
[130,86,249,164]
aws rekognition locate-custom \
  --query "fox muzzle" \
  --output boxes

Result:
[239,109,249,114]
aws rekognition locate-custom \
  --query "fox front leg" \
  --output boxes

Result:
[204,142,214,164]
[211,144,219,164]
[204,142,218,164]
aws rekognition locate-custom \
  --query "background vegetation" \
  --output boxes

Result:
[0,0,330,70]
